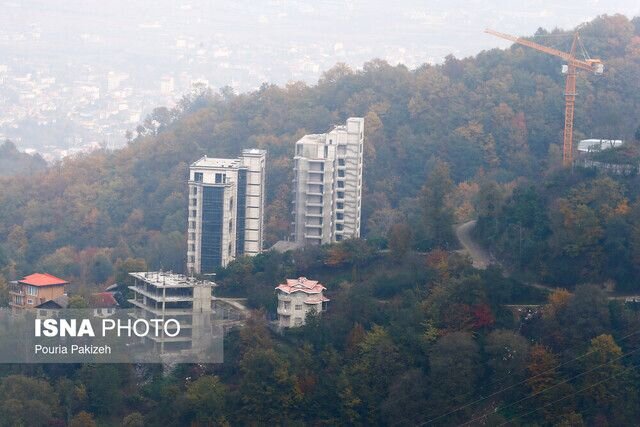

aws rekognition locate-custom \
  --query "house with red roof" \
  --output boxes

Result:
[9,273,68,311]
[275,277,329,328]
[89,292,119,318]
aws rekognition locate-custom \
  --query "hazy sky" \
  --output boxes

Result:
[1,0,638,153]
[1,0,639,86]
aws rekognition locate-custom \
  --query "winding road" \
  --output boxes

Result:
[455,220,491,269]
[454,220,640,301]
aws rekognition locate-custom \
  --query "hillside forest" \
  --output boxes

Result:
[0,14,640,426]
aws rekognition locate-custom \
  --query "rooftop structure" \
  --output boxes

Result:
[275,277,330,328]
[187,149,267,273]
[577,139,624,153]
[19,273,68,287]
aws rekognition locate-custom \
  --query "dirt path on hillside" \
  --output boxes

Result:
[455,220,491,269]
[454,221,640,300]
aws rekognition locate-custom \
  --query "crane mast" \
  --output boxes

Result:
[485,29,603,167]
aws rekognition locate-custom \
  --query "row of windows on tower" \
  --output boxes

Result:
[295,144,352,158]
[192,172,227,184]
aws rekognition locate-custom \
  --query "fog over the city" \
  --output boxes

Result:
[1,0,638,159]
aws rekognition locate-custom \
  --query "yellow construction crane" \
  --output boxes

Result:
[485,28,604,167]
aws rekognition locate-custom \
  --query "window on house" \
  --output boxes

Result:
[191,198,197,206]
[336,224,344,231]
[296,144,303,155]
[337,192,344,199]
[338,158,345,166]
[215,173,225,184]
[337,181,344,188]
[284,302,291,310]
[295,304,302,310]
[337,213,344,220]
[336,234,343,241]
[337,202,344,210]
[27,299,33,305]
[324,146,328,158]
[192,187,198,195]
[194,172,203,182]
[338,170,345,177]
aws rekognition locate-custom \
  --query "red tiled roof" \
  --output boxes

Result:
[90,292,118,308]
[275,277,327,295]
[304,296,330,304]
[19,273,68,287]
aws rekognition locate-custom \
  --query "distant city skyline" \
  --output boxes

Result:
[1,1,638,158]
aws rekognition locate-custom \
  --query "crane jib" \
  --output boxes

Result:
[485,28,604,168]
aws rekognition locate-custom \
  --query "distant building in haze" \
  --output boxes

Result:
[292,117,364,245]
[187,149,267,273]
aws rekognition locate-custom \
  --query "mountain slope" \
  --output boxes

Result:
[0,14,638,281]
[0,141,47,177]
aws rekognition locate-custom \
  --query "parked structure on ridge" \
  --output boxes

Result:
[577,138,624,153]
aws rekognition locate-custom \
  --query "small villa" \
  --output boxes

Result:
[275,277,330,328]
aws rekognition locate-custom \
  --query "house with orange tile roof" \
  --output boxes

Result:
[275,277,329,328]
[9,273,68,311]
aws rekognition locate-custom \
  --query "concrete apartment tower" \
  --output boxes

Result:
[128,271,215,355]
[187,149,267,273]
[292,117,364,245]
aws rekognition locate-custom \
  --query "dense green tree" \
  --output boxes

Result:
[69,411,96,427]
[428,332,481,421]
[380,369,429,426]
[67,295,89,309]
[347,326,404,423]
[484,329,531,390]
[0,375,59,427]
[418,160,456,250]
[121,412,145,427]
[388,223,412,260]
[239,348,300,424]
[0,276,8,307]
[185,376,227,425]
[79,365,129,417]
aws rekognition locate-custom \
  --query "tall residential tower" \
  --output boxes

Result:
[187,149,266,273]
[292,118,364,245]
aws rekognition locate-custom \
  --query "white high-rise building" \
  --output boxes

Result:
[292,118,364,245]
[187,149,267,273]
